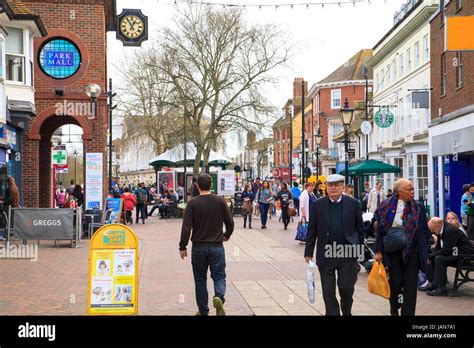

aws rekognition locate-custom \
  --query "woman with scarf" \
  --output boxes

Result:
[256,180,274,229]
[374,178,432,316]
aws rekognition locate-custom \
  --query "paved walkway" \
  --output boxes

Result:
[0,211,473,315]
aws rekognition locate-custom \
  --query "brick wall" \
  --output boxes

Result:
[431,1,474,119]
[317,84,368,149]
[21,0,110,207]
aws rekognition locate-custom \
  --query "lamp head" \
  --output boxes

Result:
[86,83,102,99]
[339,98,354,127]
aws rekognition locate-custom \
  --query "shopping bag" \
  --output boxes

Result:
[295,219,308,241]
[307,260,316,304]
[367,261,390,299]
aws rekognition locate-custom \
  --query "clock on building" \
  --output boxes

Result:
[116,9,148,47]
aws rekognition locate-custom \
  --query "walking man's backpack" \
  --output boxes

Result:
[137,190,146,204]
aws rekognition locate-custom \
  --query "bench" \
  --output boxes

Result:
[450,252,474,297]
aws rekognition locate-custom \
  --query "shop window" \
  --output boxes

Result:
[417,154,428,200]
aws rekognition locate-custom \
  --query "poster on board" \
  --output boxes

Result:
[217,170,235,196]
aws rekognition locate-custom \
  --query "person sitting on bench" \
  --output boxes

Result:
[420,217,474,296]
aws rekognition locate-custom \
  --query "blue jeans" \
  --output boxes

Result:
[259,203,270,226]
[191,245,226,314]
[135,203,147,222]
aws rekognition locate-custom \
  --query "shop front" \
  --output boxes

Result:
[429,114,474,218]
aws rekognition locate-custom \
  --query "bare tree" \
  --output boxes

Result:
[152,5,293,175]
[116,48,182,155]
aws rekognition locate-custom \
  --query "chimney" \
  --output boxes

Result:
[293,77,308,116]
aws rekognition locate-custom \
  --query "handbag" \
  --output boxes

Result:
[287,204,297,217]
[295,218,308,241]
[383,227,408,253]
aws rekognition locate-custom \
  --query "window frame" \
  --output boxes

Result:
[423,34,429,61]
[414,41,420,67]
[330,89,341,110]
[5,27,25,84]
[455,51,463,89]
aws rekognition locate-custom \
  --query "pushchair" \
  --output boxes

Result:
[360,212,377,272]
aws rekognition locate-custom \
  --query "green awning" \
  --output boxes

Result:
[340,159,401,176]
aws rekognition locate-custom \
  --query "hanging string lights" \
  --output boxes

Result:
[166,0,374,10]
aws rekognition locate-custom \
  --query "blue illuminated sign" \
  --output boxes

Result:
[38,38,81,79]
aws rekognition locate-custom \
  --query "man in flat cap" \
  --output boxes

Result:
[304,174,365,315]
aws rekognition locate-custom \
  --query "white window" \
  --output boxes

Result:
[0,35,5,80]
[406,94,412,135]
[380,69,385,89]
[414,41,420,67]
[331,89,341,109]
[423,34,429,61]
[375,73,379,90]
[29,34,34,87]
[393,59,397,81]
[399,53,404,76]
[406,48,412,71]
[329,123,342,149]
[398,98,404,138]
[5,27,25,83]
[386,64,391,84]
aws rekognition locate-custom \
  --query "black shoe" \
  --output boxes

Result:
[243,225,246,228]
[418,281,436,292]
[284,225,287,230]
[427,286,448,297]
[263,225,267,229]
[249,226,252,229]
[142,220,145,224]
[261,225,265,229]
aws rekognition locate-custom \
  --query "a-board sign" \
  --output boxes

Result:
[87,224,139,315]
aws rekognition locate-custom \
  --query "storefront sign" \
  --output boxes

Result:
[0,126,17,150]
[13,208,74,240]
[87,224,139,315]
[85,153,103,210]
[217,170,235,196]
[52,144,67,165]
[374,107,394,128]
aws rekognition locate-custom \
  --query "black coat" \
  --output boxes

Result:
[430,222,474,258]
[304,195,365,266]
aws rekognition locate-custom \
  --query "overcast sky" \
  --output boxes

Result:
[102,0,408,158]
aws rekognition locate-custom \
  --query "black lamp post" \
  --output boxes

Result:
[314,129,323,180]
[339,98,354,184]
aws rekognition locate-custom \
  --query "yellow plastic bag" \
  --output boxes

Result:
[367,261,390,299]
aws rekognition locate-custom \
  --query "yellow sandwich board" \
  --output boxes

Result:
[446,16,474,51]
[87,224,139,315]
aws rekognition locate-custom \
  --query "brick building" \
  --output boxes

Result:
[428,0,474,218]
[308,49,373,177]
[272,78,309,182]
[20,0,116,207]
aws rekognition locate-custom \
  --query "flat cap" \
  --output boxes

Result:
[325,174,345,184]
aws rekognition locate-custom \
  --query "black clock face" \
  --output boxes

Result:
[120,15,144,39]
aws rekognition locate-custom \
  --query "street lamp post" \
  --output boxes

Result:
[314,129,323,181]
[339,98,354,184]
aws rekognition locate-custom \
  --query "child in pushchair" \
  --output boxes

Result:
[360,212,377,272]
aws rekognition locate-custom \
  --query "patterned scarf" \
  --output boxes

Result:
[375,195,420,263]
